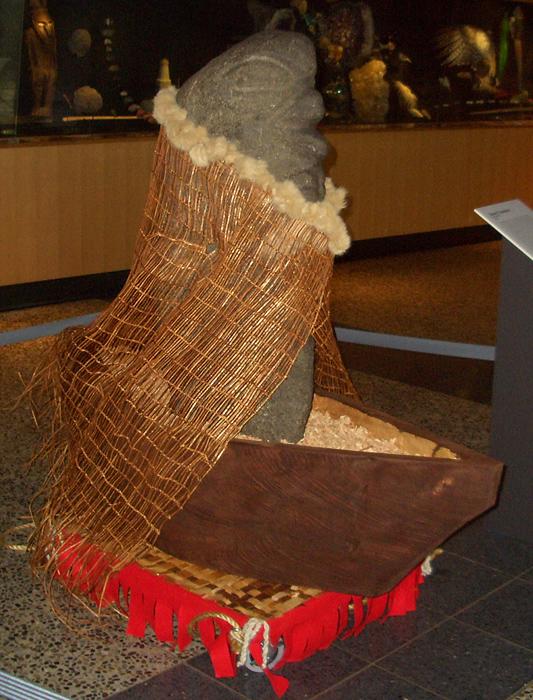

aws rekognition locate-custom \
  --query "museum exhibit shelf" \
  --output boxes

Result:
[2,0,532,288]
[1,119,532,288]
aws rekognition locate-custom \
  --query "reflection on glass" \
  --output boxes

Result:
[0,0,532,138]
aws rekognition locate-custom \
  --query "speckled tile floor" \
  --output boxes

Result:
[0,299,108,334]
[0,310,531,699]
[331,241,501,345]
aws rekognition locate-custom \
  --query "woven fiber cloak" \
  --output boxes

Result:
[29,87,356,599]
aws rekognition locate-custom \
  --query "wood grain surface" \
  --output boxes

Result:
[0,136,155,285]
[325,125,533,240]
[2,125,532,285]
[157,392,503,596]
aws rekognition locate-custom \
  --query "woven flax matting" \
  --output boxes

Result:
[137,546,322,619]
[28,129,356,600]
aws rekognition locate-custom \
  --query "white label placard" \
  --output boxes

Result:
[475,199,533,261]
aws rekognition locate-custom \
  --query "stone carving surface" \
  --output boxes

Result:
[177,31,328,442]
[177,31,328,202]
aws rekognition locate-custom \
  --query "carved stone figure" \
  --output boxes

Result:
[177,31,331,441]
[24,0,57,118]
[176,31,328,203]
[28,30,356,614]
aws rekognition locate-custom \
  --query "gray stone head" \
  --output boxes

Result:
[176,30,328,202]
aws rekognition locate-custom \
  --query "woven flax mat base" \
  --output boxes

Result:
[137,546,322,619]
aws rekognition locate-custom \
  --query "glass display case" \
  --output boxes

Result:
[1,0,532,139]
[0,0,252,138]
[0,1,24,135]
[303,0,533,124]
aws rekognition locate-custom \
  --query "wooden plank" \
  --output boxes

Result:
[0,135,156,285]
[156,392,502,596]
[2,124,531,285]
[324,125,533,240]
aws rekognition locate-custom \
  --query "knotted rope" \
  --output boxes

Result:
[188,611,272,669]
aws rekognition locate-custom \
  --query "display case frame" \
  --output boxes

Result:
[0,0,25,137]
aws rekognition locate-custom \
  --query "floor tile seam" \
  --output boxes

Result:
[518,567,533,581]
[444,569,533,618]
[183,658,249,699]
[450,617,533,654]
[441,548,525,575]
[344,611,455,666]
[373,662,452,699]
[308,661,378,699]
[309,658,452,700]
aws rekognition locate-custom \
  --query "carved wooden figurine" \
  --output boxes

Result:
[24,0,57,118]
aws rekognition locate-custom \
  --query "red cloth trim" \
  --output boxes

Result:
[53,538,423,697]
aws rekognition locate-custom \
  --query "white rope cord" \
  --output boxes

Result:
[234,617,271,669]
[188,612,272,672]
[421,555,433,576]
[421,548,444,577]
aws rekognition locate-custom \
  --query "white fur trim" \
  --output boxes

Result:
[153,87,350,256]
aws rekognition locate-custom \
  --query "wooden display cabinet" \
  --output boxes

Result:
[1,121,532,286]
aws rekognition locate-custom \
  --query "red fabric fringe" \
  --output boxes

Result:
[54,536,424,697]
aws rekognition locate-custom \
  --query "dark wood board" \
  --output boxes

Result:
[156,391,503,596]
